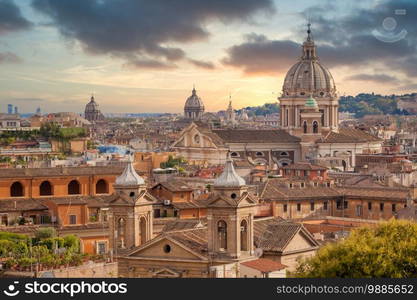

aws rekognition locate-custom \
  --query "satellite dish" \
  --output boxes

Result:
[254,248,263,258]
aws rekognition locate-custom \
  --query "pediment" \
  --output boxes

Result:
[173,137,185,147]
[127,236,207,261]
[109,194,132,205]
[236,194,257,207]
[153,268,181,278]
[207,196,234,207]
[135,191,157,205]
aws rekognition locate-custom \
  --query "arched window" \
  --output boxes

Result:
[217,220,227,251]
[68,180,80,195]
[39,181,52,196]
[95,179,108,194]
[313,121,319,133]
[117,218,126,249]
[280,152,289,156]
[303,121,308,133]
[194,134,200,144]
[230,152,239,158]
[139,217,147,245]
[255,152,264,157]
[240,219,248,251]
[10,182,24,197]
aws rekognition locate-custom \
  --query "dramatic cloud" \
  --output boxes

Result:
[222,33,299,75]
[31,0,274,68]
[222,0,417,80]
[188,58,215,70]
[123,58,177,70]
[346,74,399,83]
[0,51,22,63]
[0,0,32,34]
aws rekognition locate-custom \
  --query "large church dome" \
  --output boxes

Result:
[282,26,336,97]
[184,87,205,120]
[85,96,99,113]
[184,87,204,110]
[84,95,104,122]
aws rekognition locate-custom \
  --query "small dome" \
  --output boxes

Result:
[214,157,246,188]
[115,160,145,186]
[184,88,204,110]
[305,95,318,108]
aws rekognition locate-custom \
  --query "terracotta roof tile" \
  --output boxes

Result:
[212,129,300,143]
[241,258,287,272]
[0,198,48,212]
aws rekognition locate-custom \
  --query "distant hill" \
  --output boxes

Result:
[339,93,417,118]
[236,93,417,118]
[237,103,279,116]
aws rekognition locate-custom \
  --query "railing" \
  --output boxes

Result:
[0,148,52,154]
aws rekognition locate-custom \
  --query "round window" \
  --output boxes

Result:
[163,244,171,253]
[231,193,237,199]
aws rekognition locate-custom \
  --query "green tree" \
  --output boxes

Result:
[35,227,57,240]
[63,235,80,252]
[160,155,186,169]
[292,220,417,278]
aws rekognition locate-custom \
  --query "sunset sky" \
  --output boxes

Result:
[0,0,416,114]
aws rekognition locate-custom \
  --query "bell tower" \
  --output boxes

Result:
[207,156,257,259]
[298,95,322,159]
[108,158,155,253]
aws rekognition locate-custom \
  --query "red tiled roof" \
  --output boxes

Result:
[282,162,327,171]
[241,258,287,272]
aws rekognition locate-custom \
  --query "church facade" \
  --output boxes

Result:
[172,122,301,167]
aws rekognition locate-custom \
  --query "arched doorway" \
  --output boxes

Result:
[342,160,347,171]
[95,179,108,194]
[217,220,227,251]
[139,217,147,245]
[117,218,126,249]
[10,182,24,197]
[240,219,248,251]
[68,180,80,195]
[39,181,52,196]
[313,121,319,133]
